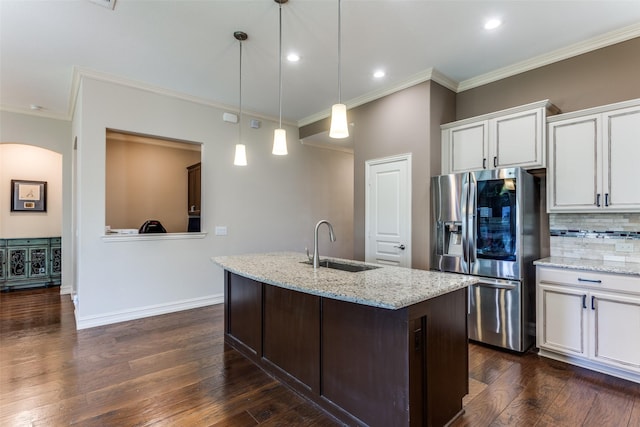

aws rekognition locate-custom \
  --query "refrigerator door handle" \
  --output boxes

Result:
[461,177,469,268]
[473,281,517,291]
[467,174,477,265]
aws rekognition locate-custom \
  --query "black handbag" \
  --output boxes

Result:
[139,220,167,233]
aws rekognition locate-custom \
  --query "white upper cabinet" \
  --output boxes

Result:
[548,99,640,212]
[441,100,558,174]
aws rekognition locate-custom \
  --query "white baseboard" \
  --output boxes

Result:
[538,349,640,384]
[75,294,224,330]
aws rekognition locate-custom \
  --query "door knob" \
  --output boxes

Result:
[395,244,406,250]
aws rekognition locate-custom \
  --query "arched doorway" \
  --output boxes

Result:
[0,143,63,291]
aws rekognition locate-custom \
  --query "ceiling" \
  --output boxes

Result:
[2,0,640,128]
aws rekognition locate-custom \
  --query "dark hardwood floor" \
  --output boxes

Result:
[1,287,639,426]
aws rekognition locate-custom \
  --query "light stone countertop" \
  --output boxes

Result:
[534,257,640,276]
[212,252,478,310]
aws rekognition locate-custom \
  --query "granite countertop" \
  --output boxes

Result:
[212,252,478,310]
[534,257,640,276]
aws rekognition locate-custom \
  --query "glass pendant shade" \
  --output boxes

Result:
[329,103,349,139]
[234,144,247,166]
[272,128,288,155]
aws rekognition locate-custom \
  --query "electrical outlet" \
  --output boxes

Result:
[615,242,634,253]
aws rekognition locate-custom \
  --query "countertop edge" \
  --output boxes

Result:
[534,257,640,277]
[213,253,478,310]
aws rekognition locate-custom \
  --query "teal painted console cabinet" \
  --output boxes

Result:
[0,237,61,291]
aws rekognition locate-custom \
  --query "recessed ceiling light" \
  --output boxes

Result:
[373,70,385,78]
[484,18,502,30]
[287,53,300,62]
[30,104,43,110]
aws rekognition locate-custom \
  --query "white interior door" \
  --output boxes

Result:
[365,154,411,267]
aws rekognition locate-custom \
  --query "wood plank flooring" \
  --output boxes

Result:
[2,287,639,426]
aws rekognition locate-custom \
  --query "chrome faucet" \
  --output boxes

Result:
[306,220,336,268]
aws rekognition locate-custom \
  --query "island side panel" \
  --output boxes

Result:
[263,285,321,393]
[321,298,411,427]
[412,287,468,427]
[224,271,263,357]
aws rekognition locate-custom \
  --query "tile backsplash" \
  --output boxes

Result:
[549,213,640,264]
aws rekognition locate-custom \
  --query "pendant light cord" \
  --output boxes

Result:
[337,0,342,104]
[278,2,283,128]
[239,38,243,143]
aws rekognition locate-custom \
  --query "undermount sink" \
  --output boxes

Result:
[302,259,381,272]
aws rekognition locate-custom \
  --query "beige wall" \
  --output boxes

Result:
[105,137,201,232]
[456,37,640,119]
[0,144,63,238]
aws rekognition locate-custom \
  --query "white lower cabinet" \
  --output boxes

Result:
[537,266,640,383]
[590,290,640,370]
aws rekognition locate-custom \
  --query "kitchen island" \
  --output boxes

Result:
[212,253,478,427]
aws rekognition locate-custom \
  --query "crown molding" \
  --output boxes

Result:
[299,139,354,154]
[299,24,640,128]
[12,23,637,129]
[69,67,292,126]
[458,23,640,92]
[297,67,459,127]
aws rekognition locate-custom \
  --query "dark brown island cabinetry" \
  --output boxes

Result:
[223,271,468,427]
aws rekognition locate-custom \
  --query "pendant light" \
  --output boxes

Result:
[234,31,248,166]
[272,0,288,155]
[329,0,349,139]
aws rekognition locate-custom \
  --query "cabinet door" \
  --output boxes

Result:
[29,247,48,278]
[603,106,640,211]
[0,247,5,281]
[590,291,640,373]
[263,285,320,392]
[225,273,262,356]
[8,248,28,280]
[449,122,489,173]
[187,162,201,212]
[491,108,545,169]
[548,114,602,211]
[538,284,587,356]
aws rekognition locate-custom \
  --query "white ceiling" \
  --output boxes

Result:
[1,0,640,126]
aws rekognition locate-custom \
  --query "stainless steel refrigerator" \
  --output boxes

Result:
[431,167,540,352]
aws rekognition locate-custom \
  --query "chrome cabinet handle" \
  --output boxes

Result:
[394,244,406,250]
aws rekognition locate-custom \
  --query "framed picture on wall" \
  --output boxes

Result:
[11,180,47,212]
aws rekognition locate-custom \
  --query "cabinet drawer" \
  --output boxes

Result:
[538,266,640,295]
[7,238,50,247]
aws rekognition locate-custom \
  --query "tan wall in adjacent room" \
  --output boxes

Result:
[0,144,63,238]
[105,135,201,233]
